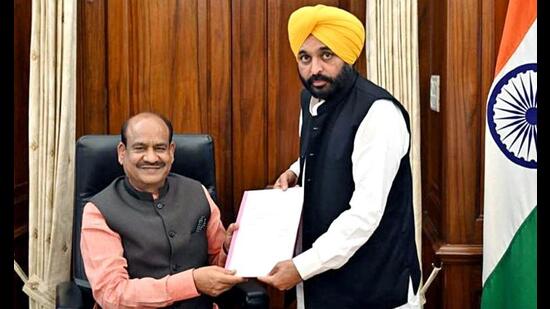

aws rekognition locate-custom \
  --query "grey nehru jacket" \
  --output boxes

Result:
[90,173,213,309]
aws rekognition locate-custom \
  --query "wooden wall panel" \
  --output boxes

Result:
[200,0,234,223]
[14,0,30,191]
[418,0,444,301]
[115,0,203,131]
[443,0,482,244]
[442,262,483,309]
[14,0,31,307]
[77,0,108,138]
[106,0,130,132]
[14,0,31,233]
[231,0,268,208]
[419,0,444,235]
[14,0,31,236]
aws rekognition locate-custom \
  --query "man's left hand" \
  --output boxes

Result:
[257,260,302,291]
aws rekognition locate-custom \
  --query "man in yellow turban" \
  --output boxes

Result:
[259,5,421,309]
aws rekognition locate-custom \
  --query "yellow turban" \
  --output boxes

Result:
[288,5,365,64]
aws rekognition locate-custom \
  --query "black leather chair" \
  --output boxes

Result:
[56,134,268,308]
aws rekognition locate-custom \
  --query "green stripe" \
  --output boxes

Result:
[482,206,537,309]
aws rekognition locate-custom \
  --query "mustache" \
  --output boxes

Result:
[307,74,334,85]
[137,162,165,168]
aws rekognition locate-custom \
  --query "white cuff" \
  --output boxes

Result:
[292,248,324,280]
[289,160,301,178]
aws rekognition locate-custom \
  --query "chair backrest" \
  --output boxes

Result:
[72,134,217,288]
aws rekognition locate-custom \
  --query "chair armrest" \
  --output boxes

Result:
[56,281,84,309]
[216,280,269,309]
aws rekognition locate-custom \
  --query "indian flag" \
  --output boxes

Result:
[482,0,537,308]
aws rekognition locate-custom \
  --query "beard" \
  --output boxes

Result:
[299,65,355,100]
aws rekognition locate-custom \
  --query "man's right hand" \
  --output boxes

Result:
[273,170,298,191]
[192,266,246,297]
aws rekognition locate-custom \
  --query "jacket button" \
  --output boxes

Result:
[308,153,315,157]
[306,178,312,182]
[172,264,178,271]
[169,231,176,238]
[156,202,164,209]
[312,126,319,131]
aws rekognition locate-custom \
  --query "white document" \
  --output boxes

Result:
[225,187,304,277]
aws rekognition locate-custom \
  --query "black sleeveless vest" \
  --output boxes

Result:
[91,173,213,308]
[298,71,421,308]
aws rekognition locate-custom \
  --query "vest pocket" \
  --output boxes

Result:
[181,230,208,267]
[187,230,207,253]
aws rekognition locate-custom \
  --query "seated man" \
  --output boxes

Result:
[80,112,245,308]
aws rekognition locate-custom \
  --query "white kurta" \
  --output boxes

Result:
[289,98,420,309]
